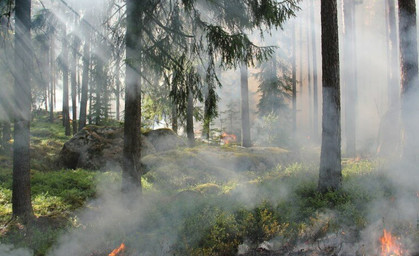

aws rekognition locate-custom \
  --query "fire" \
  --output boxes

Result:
[221,132,237,145]
[380,229,404,256]
[108,243,125,256]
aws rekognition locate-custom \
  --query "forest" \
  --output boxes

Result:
[0,0,419,255]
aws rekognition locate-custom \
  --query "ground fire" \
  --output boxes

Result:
[108,243,125,256]
[221,132,237,145]
[380,229,404,256]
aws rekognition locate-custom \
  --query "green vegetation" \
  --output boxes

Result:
[0,115,418,256]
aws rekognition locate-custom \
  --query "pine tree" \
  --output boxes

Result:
[12,0,34,221]
[318,0,342,192]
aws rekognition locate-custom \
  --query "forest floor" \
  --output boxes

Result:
[0,113,418,256]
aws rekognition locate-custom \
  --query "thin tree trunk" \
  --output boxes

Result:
[387,0,400,107]
[95,58,102,125]
[71,32,78,135]
[310,0,319,140]
[49,35,54,122]
[240,63,251,147]
[171,80,178,134]
[79,38,90,131]
[343,0,357,157]
[186,81,195,146]
[398,0,419,163]
[62,25,70,136]
[115,51,121,121]
[122,0,143,194]
[13,0,34,221]
[292,21,297,135]
[318,0,342,192]
[306,4,313,136]
[203,85,210,141]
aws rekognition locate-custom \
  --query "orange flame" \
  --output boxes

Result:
[380,229,404,256]
[221,132,237,145]
[108,243,125,256]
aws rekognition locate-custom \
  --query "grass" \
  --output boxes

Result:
[1,112,418,255]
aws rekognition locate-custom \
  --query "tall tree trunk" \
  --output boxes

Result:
[49,35,55,122]
[95,58,102,125]
[310,0,319,141]
[115,51,121,121]
[71,32,78,135]
[13,0,34,221]
[122,0,143,194]
[240,63,251,147]
[88,62,93,125]
[318,0,342,192]
[79,38,90,131]
[203,85,210,141]
[292,21,297,136]
[62,25,70,136]
[342,0,357,157]
[387,0,400,107]
[306,4,313,136]
[186,81,195,146]
[171,81,178,134]
[398,0,419,163]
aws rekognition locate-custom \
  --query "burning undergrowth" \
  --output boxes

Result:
[41,157,419,256]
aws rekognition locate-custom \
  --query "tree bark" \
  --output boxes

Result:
[79,37,90,131]
[122,0,143,194]
[318,0,342,192]
[398,0,419,163]
[13,0,34,221]
[240,63,251,147]
[62,25,70,136]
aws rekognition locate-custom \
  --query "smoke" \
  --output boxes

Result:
[0,244,33,256]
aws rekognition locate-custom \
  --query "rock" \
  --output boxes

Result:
[58,126,183,170]
[143,128,186,152]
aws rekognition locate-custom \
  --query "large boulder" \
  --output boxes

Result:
[58,126,184,170]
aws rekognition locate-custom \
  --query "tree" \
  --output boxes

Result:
[79,26,90,131]
[398,0,419,163]
[122,0,143,194]
[310,0,319,141]
[12,0,34,221]
[240,63,251,147]
[70,21,80,135]
[342,0,357,157]
[318,0,342,192]
[61,24,71,136]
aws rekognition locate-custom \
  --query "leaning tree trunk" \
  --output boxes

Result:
[79,37,90,131]
[342,0,357,157]
[240,63,251,147]
[12,0,34,221]
[62,25,71,136]
[398,0,419,163]
[122,0,143,194]
[387,0,400,108]
[318,0,342,192]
